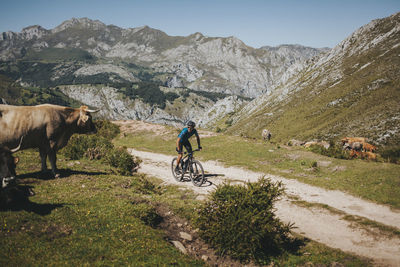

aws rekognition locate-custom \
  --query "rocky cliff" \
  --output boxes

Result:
[0,17,325,126]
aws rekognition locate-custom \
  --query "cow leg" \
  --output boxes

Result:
[39,146,48,172]
[48,149,60,178]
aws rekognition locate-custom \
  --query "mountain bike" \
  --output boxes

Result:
[171,149,205,187]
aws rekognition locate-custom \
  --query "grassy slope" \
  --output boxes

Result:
[227,22,400,148]
[0,74,22,105]
[0,70,83,107]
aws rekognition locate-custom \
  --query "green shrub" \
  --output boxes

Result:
[62,135,113,160]
[61,121,140,175]
[195,177,295,264]
[308,142,350,160]
[380,146,400,164]
[165,92,179,102]
[311,161,318,168]
[94,120,120,139]
[105,147,141,176]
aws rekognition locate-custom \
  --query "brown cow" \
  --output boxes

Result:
[361,151,377,161]
[349,150,361,158]
[0,104,98,178]
[362,142,377,152]
[341,137,367,146]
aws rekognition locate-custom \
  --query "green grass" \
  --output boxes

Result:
[1,150,203,266]
[0,142,372,266]
[114,130,400,209]
[275,237,370,267]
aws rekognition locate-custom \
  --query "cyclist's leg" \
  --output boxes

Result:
[176,142,184,169]
[184,141,192,154]
[181,141,192,171]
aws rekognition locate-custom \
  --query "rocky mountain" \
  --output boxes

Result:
[0,17,325,126]
[0,18,325,97]
[227,12,400,147]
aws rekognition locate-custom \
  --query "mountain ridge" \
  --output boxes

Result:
[0,17,324,126]
[1,13,398,148]
[0,17,326,97]
[227,12,400,147]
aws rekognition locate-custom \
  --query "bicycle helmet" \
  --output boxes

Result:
[187,120,196,127]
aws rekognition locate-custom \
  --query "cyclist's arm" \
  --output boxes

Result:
[195,133,201,150]
[176,137,181,149]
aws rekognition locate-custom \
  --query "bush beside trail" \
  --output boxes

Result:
[94,120,121,140]
[380,146,400,164]
[195,177,300,264]
[307,142,351,160]
[61,120,141,175]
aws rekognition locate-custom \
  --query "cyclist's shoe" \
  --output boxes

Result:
[174,166,181,174]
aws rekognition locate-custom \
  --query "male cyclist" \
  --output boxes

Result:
[175,121,202,172]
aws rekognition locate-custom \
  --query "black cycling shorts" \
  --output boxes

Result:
[178,140,192,153]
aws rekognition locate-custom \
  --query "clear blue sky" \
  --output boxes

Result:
[1,0,399,48]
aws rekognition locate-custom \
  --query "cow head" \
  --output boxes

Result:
[77,106,99,134]
[0,144,20,189]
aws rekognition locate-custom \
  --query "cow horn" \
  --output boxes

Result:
[86,109,100,113]
[10,136,24,153]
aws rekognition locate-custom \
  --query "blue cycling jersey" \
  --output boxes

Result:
[178,127,198,143]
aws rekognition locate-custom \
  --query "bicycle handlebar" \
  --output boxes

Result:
[184,148,201,154]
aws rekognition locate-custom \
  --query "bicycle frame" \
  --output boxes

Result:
[172,149,204,186]
[180,149,200,171]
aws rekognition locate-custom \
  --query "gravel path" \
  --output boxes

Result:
[129,148,400,266]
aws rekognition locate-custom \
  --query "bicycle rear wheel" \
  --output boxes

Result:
[190,160,205,186]
[171,157,183,182]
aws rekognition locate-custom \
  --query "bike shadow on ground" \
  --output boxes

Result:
[180,173,225,187]
[203,173,225,187]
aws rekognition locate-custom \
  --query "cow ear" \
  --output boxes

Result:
[80,105,88,112]
[80,106,88,115]
[78,114,89,125]
[14,157,19,164]
[79,106,89,123]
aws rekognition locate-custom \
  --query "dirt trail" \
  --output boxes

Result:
[129,148,400,267]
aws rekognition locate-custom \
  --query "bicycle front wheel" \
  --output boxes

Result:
[171,157,183,182]
[190,160,205,187]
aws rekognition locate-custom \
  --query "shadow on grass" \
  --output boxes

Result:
[248,236,308,265]
[283,236,309,255]
[0,185,64,215]
[18,169,107,180]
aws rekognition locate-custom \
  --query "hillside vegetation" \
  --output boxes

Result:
[227,13,400,149]
[0,74,82,107]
